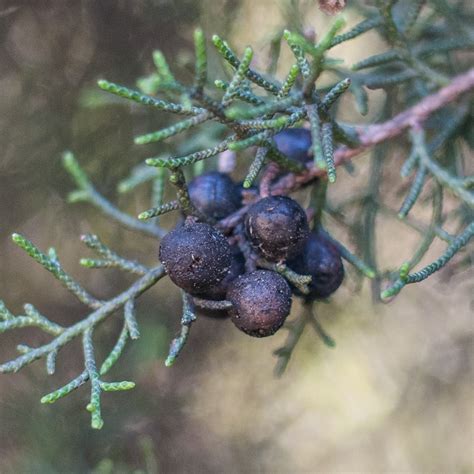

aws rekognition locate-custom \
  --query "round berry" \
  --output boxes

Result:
[196,245,246,301]
[245,196,309,261]
[188,171,241,220]
[287,229,344,299]
[159,222,232,295]
[227,270,292,337]
[273,128,312,163]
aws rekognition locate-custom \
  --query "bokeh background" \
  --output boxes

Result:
[0,1,472,472]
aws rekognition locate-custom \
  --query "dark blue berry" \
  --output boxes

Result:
[159,222,232,295]
[227,270,292,337]
[188,171,241,220]
[199,245,245,300]
[288,229,344,299]
[272,128,312,163]
[245,196,309,262]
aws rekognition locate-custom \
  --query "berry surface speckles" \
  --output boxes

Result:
[245,195,309,262]
[227,270,292,337]
[159,222,231,295]
[196,244,245,302]
[288,229,344,299]
[188,171,241,220]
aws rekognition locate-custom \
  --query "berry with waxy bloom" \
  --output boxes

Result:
[188,171,241,220]
[273,128,312,163]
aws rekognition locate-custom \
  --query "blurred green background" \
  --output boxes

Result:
[0,1,472,472]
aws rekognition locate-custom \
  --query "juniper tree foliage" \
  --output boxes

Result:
[1,1,473,429]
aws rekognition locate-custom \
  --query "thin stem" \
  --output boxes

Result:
[63,152,164,239]
[407,183,443,269]
[0,266,165,374]
[83,328,104,429]
[411,128,474,207]
[271,68,474,194]
[273,313,307,377]
[12,233,102,309]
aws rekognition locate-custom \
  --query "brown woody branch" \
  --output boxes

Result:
[272,67,474,194]
[218,68,474,232]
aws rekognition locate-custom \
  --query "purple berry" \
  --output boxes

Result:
[188,171,241,220]
[159,222,231,295]
[227,270,292,337]
[245,196,309,261]
[288,229,344,299]
[273,128,312,163]
[196,245,245,301]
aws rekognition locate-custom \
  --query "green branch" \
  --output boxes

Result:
[0,264,165,429]
[63,152,165,238]
[165,293,197,367]
[381,221,474,299]
[12,233,102,308]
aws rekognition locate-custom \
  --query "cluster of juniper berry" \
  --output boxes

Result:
[160,128,344,338]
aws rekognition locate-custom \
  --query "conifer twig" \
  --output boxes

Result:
[272,68,474,193]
